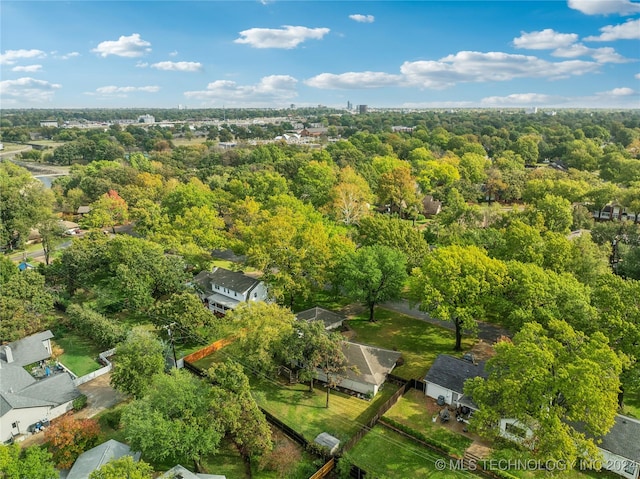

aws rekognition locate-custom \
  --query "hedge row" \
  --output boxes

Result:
[66,304,127,349]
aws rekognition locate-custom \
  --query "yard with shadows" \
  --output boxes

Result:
[250,375,399,444]
[384,389,473,457]
[346,308,475,380]
[348,425,479,478]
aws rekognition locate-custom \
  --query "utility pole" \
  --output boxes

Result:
[164,322,178,368]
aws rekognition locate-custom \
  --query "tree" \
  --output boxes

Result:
[326,167,373,225]
[110,330,166,399]
[376,163,420,218]
[45,416,100,468]
[243,199,350,307]
[0,444,57,479]
[339,245,408,322]
[150,292,216,345]
[207,361,272,471]
[38,216,65,265]
[0,270,55,342]
[465,320,623,463]
[357,215,429,270]
[531,195,573,234]
[293,160,337,207]
[409,245,507,350]
[88,456,153,479]
[0,162,55,250]
[284,319,345,393]
[83,189,129,234]
[225,302,295,375]
[122,369,225,473]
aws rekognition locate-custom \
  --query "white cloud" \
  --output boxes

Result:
[136,62,149,68]
[151,61,203,72]
[0,77,61,104]
[0,49,46,65]
[305,71,403,89]
[234,25,329,49]
[635,73,640,79]
[93,85,160,94]
[399,51,600,88]
[60,52,80,60]
[584,18,640,41]
[184,75,298,105]
[91,33,152,57]
[349,14,375,23]
[603,86,635,95]
[568,0,640,15]
[513,29,578,49]
[552,44,629,63]
[480,93,559,106]
[169,50,178,57]
[11,64,43,73]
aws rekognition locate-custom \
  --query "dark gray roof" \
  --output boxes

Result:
[158,465,226,479]
[589,415,640,463]
[424,355,487,394]
[296,307,344,330]
[1,330,54,367]
[342,342,401,386]
[195,267,261,294]
[67,440,140,479]
[0,363,36,394]
[19,372,80,406]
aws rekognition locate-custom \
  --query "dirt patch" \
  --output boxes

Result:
[469,340,496,361]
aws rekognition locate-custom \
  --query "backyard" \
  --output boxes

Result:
[96,405,319,478]
[346,308,475,380]
[347,425,480,479]
[250,375,399,444]
[384,389,474,457]
[52,326,102,377]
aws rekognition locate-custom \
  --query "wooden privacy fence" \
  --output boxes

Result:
[309,458,335,479]
[342,378,412,452]
[183,336,233,364]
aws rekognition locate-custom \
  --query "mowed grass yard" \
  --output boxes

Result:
[346,308,475,380]
[348,425,479,479]
[250,375,399,443]
[52,329,102,377]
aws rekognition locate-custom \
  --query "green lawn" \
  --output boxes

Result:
[348,425,479,478]
[346,308,475,380]
[52,328,102,377]
[250,375,399,443]
[384,389,473,457]
[292,289,355,313]
[621,383,640,419]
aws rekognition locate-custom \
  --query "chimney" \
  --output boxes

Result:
[3,346,13,364]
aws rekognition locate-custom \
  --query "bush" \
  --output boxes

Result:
[66,304,127,349]
[99,409,123,430]
[72,394,87,411]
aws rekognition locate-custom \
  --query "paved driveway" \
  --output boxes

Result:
[77,372,127,418]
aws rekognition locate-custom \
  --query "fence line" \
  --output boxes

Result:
[72,347,115,386]
[309,458,335,479]
[183,337,233,364]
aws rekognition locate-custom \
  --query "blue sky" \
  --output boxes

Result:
[1,1,639,109]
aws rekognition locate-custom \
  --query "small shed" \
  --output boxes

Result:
[314,432,340,455]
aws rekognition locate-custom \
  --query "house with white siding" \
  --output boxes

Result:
[192,267,268,316]
[0,331,80,443]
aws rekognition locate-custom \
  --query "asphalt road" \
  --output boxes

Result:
[381,299,511,343]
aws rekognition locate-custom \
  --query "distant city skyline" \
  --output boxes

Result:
[1,1,639,109]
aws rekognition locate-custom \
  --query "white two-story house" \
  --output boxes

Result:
[192,267,269,316]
